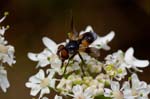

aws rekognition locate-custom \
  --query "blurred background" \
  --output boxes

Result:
[0,0,150,99]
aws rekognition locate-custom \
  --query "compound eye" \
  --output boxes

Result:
[57,45,69,61]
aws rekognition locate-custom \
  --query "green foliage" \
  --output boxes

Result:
[95,95,111,99]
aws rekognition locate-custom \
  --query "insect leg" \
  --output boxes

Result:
[78,52,86,76]
[63,53,77,75]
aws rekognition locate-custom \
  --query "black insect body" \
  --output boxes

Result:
[65,40,79,54]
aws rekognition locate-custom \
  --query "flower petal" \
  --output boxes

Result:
[131,73,140,89]
[80,25,94,35]
[84,87,93,98]
[72,85,83,94]
[125,47,149,67]
[111,81,120,91]
[54,95,63,99]
[132,58,149,68]
[121,82,130,90]
[28,52,38,61]
[42,37,57,53]
[0,68,10,92]
[30,85,41,96]
[39,87,50,99]
[89,31,115,50]
[28,69,45,83]
[100,31,115,42]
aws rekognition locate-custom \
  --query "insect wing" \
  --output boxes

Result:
[85,47,100,58]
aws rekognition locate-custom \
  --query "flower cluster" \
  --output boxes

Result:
[0,12,16,92]
[26,26,149,99]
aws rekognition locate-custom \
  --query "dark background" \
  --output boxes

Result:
[0,0,150,99]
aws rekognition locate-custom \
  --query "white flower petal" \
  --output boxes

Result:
[125,47,149,68]
[49,79,55,88]
[28,53,38,61]
[29,69,45,82]
[54,95,63,99]
[39,87,50,99]
[132,58,149,68]
[123,89,133,98]
[30,86,41,96]
[80,25,94,35]
[72,85,83,94]
[111,81,120,91]
[42,37,57,53]
[131,73,140,89]
[0,68,10,92]
[25,82,40,88]
[84,87,94,98]
[101,31,115,42]
[28,75,41,84]
[121,82,130,90]
[50,54,62,71]
[89,31,115,50]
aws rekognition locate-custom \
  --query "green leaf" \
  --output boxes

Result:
[95,95,112,99]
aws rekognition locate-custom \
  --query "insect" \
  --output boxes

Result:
[57,18,100,75]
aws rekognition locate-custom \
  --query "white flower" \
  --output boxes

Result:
[124,47,149,71]
[105,47,149,79]
[104,64,127,81]
[88,80,104,96]
[86,58,102,73]
[56,78,73,95]
[72,85,94,99]
[28,49,52,68]
[104,81,124,99]
[122,73,150,99]
[0,45,16,66]
[0,11,15,93]
[89,31,115,50]
[96,73,110,84]
[0,66,10,92]
[65,61,80,74]
[25,69,56,99]
[42,37,65,54]
[0,12,16,66]
[28,37,63,69]
[105,50,127,80]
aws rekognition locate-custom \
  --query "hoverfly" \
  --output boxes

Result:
[57,18,100,75]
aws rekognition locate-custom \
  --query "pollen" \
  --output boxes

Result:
[40,78,49,88]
